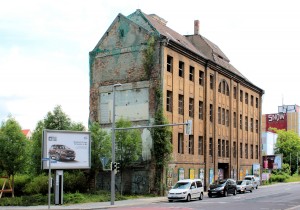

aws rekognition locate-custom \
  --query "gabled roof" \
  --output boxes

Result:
[22,129,30,136]
[128,9,253,85]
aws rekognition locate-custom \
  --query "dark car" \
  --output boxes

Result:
[208,179,237,197]
[49,144,76,161]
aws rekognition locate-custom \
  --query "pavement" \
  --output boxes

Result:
[0,196,168,210]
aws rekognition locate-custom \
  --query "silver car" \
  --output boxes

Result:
[236,180,254,193]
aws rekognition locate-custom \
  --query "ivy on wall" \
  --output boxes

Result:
[143,36,156,78]
[152,89,173,195]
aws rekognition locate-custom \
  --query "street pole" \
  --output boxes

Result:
[48,156,51,209]
[111,83,121,205]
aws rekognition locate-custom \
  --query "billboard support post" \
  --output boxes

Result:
[111,83,121,205]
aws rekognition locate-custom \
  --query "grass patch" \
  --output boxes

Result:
[0,191,157,206]
[286,174,300,182]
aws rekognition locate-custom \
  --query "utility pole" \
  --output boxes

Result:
[111,84,121,205]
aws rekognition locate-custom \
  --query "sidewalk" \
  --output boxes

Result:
[0,197,167,210]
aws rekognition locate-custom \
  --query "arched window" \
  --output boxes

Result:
[218,80,230,96]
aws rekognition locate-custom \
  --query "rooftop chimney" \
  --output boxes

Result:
[194,20,199,35]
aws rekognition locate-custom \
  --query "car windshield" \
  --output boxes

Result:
[212,180,226,187]
[173,182,190,189]
[236,180,246,185]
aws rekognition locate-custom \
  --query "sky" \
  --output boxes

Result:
[1,0,300,131]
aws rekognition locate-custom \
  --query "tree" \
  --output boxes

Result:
[115,118,142,194]
[89,122,111,190]
[274,129,300,174]
[0,116,27,197]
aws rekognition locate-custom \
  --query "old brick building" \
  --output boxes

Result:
[89,9,264,192]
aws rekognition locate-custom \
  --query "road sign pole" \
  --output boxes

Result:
[48,157,51,209]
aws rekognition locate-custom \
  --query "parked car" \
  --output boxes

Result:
[208,178,237,197]
[236,180,254,193]
[49,144,76,161]
[244,175,260,189]
[168,179,204,202]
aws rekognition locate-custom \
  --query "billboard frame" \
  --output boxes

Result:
[42,129,91,170]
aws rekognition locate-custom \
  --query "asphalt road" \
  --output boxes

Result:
[114,182,300,210]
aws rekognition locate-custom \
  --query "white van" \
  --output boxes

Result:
[167,179,204,202]
[244,175,260,189]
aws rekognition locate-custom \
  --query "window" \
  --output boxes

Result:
[179,61,184,77]
[209,138,213,156]
[251,144,253,159]
[256,145,258,159]
[222,108,225,125]
[256,97,259,108]
[226,110,229,127]
[166,91,172,112]
[218,107,221,124]
[256,120,259,133]
[240,90,243,102]
[218,139,221,157]
[233,112,237,128]
[240,143,243,158]
[251,95,254,106]
[178,94,184,115]
[189,135,194,154]
[222,140,225,157]
[218,80,229,96]
[189,66,194,81]
[189,98,194,117]
[233,86,237,99]
[233,142,237,158]
[167,55,173,72]
[226,140,229,158]
[178,133,184,154]
[240,114,243,129]
[245,92,248,104]
[199,71,204,86]
[245,116,248,131]
[199,101,203,120]
[245,143,248,159]
[209,104,213,122]
[210,74,214,90]
[250,118,253,132]
[198,136,203,155]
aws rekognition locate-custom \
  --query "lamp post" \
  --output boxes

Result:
[111,83,121,205]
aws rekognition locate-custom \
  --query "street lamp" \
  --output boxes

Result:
[111,83,121,205]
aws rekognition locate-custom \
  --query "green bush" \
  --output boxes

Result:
[269,174,290,183]
[64,171,88,193]
[24,174,48,195]
[14,174,32,196]
[0,194,48,206]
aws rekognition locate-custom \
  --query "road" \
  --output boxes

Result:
[114,182,300,210]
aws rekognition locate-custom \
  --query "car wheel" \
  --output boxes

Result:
[233,189,237,196]
[168,200,173,202]
[250,189,252,193]
[208,194,212,198]
[223,190,228,197]
[186,194,191,202]
[55,153,61,161]
[199,192,203,200]
[256,186,258,189]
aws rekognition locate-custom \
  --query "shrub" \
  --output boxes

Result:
[24,174,48,195]
[13,174,32,196]
[269,174,290,183]
[64,171,88,193]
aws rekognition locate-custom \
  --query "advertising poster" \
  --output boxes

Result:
[274,154,283,169]
[253,163,261,177]
[199,168,205,187]
[189,168,195,179]
[166,168,173,188]
[178,168,185,180]
[209,168,214,184]
[42,130,91,170]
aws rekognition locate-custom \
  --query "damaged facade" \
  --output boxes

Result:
[89,9,264,193]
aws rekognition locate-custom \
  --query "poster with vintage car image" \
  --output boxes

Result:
[42,130,91,169]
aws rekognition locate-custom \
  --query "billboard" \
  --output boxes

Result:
[263,154,282,170]
[42,130,91,170]
[266,113,287,132]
